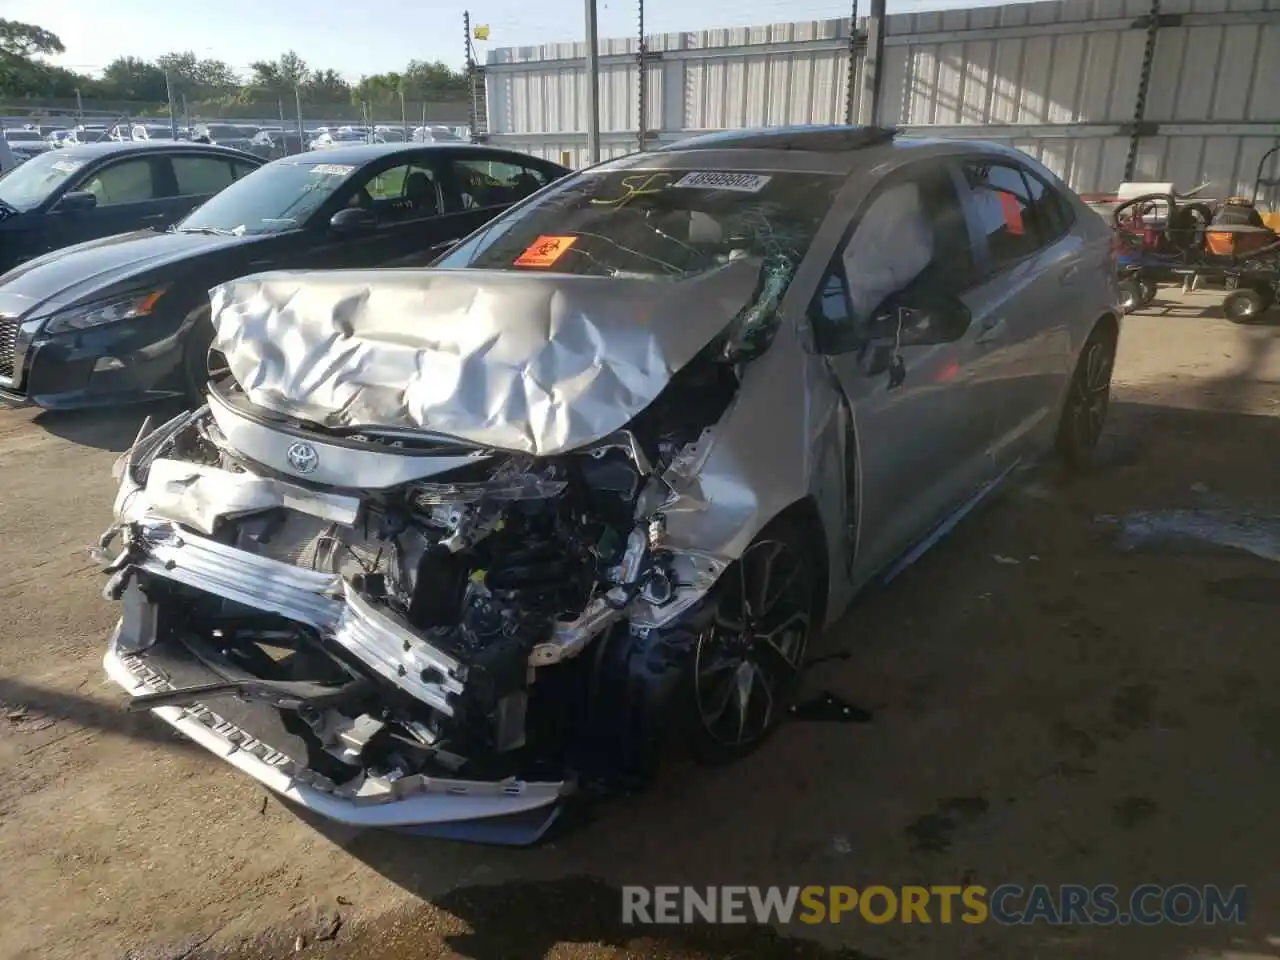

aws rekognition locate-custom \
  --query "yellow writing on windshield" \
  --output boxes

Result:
[589,173,672,208]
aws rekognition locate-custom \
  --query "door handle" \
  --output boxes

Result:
[975,316,1006,344]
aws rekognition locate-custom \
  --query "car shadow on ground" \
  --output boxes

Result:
[0,675,202,753]
[32,398,190,452]
[293,392,1280,960]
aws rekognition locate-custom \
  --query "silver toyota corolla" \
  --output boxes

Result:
[95,126,1120,843]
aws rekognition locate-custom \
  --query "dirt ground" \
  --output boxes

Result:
[2,288,1280,960]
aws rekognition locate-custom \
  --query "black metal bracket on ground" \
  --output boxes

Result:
[789,691,874,724]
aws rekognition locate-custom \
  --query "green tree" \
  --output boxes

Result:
[305,68,350,104]
[0,18,66,95]
[100,56,168,102]
[156,51,240,100]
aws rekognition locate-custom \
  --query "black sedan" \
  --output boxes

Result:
[0,141,263,274]
[0,142,569,411]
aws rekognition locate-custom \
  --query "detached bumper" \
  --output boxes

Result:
[103,638,567,832]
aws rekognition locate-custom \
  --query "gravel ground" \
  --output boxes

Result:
[2,289,1279,960]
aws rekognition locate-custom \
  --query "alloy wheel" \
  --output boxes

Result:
[692,538,811,749]
[1069,338,1113,453]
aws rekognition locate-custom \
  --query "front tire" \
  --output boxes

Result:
[179,305,229,403]
[1056,323,1117,471]
[679,518,817,765]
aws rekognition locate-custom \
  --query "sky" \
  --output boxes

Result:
[3,0,999,81]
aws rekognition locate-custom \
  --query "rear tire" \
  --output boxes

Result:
[1223,288,1268,324]
[1056,323,1117,471]
[1139,280,1158,307]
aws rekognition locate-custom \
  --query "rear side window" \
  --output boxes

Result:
[172,155,235,196]
[1021,170,1075,242]
[447,158,548,212]
[963,161,1041,270]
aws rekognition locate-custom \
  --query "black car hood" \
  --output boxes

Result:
[0,229,247,320]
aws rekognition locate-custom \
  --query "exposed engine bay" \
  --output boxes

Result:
[97,336,744,819]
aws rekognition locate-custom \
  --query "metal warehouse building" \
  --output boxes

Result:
[478,0,1280,197]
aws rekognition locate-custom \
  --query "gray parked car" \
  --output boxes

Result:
[95,125,1119,844]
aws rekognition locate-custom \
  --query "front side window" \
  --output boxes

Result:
[352,163,441,220]
[435,167,843,283]
[172,155,235,196]
[448,158,550,211]
[79,158,158,206]
[177,160,359,235]
[812,162,975,352]
[0,152,87,211]
[963,161,1042,269]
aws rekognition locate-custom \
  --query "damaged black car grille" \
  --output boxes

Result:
[0,317,16,380]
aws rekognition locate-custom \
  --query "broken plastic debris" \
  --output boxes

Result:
[1102,509,1280,564]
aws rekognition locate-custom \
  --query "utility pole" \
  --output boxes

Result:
[464,11,474,140]
[636,0,645,152]
[843,0,860,125]
[164,70,179,139]
[585,0,600,163]
[295,85,305,149]
[856,0,886,126]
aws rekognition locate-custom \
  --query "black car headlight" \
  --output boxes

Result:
[44,287,168,335]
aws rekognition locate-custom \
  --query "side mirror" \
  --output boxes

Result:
[55,190,97,213]
[863,291,971,348]
[329,206,377,235]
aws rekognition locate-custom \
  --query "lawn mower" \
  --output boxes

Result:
[1111,183,1280,321]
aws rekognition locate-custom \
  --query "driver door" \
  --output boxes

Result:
[298,155,456,269]
[813,158,999,580]
[50,155,176,250]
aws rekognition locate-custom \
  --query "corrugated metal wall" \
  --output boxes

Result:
[483,0,1280,197]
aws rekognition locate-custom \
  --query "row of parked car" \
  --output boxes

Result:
[0,122,467,171]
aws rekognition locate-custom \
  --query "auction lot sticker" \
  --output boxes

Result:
[672,171,772,192]
[515,235,578,267]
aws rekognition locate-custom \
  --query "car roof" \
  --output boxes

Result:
[50,140,259,162]
[633,125,1039,176]
[273,141,539,165]
[656,124,900,154]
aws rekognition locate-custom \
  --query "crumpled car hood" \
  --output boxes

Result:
[210,261,761,456]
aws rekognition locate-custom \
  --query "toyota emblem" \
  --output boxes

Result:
[286,441,319,474]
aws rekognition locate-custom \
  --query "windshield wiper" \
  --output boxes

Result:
[0,198,19,217]
[175,225,239,236]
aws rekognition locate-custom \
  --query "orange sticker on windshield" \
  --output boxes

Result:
[998,192,1025,235]
[515,235,578,267]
